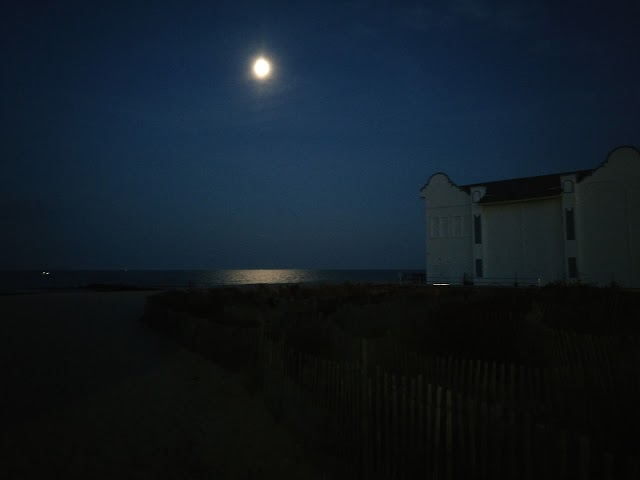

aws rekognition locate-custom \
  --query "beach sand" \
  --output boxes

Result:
[0,292,321,479]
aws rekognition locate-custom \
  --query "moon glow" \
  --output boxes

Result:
[253,57,271,79]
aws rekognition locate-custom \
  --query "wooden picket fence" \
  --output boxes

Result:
[144,308,640,479]
[547,328,640,391]
[260,335,639,480]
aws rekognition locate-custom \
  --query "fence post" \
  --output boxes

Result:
[498,363,506,403]
[392,374,399,479]
[557,429,568,480]
[466,358,474,397]
[417,374,424,477]
[384,372,391,479]
[401,376,408,478]
[433,386,443,480]
[361,338,369,479]
[523,412,533,480]
[459,358,467,396]
[509,363,516,404]
[446,389,453,480]
[579,436,590,480]
[627,457,639,480]
[479,402,488,480]
[455,393,466,480]
[482,361,489,400]
[367,377,373,480]
[409,377,417,478]
[534,423,548,480]
[490,362,497,401]
[491,404,504,480]
[453,357,460,391]
[505,408,516,480]
[375,366,382,477]
[426,383,433,475]
[518,365,525,404]
[603,452,614,480]
[467,398,477,479]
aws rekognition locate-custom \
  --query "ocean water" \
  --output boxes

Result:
[0,269,424,294]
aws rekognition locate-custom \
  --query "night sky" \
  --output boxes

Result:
[2,1,638,270]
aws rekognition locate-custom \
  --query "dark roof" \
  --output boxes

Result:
[462,170,593,204]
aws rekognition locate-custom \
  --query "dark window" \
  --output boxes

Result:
[474,214,482,244]
[431,217,439,238]
[475,259,483,278]
[568,257,578,278]
[565,208,575,241]
[563,180,574,193]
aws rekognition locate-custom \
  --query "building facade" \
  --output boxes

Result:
[419,146,640,287]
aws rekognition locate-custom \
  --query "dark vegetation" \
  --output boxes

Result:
[145,283,639,361]
[142,283,640,479]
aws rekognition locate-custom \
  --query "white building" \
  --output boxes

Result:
[419,146,640,287]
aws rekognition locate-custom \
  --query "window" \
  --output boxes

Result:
[474,214,482,244]
[475,259,483,278]
[568,257,578,278]
[430,217,439,238]
[452,216,462,237]
[565,208,575,241]
[563,180,574,193]
[440,217,449,237]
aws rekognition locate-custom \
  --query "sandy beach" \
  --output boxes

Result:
[0,291,321,479]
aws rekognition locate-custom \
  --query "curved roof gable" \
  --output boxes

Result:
[419,172,470,195]
[419,145,638,204]
[577,145,640,182]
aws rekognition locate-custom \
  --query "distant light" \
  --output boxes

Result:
[253,57,271,79]
[433,283,449,286]
[42,271,50,275]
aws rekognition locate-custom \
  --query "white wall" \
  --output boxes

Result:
[481,198,565,285]
[576,147,640,287]
[420,174,473,283]
[420,147,640,287]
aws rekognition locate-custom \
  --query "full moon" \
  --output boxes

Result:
[253,57,271,79]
